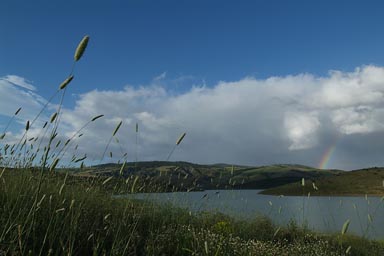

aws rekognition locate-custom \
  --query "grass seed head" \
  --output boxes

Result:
[113,121,122,136]
[131,176,139,193]
[346,246,352,254]
[75,155,87,163]
[0,168,5,178]
[50,158,60,172]
[102,176,113,185]
[55,208,65,213]
[91,114,104,121]
[50,112,58,123]
[74,35,90,61]
[120,161,126,175]
[59,75,74,90]
[176,132,186,145]
[15,107,22,115]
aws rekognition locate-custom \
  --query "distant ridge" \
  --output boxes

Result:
[261,167,384,196]
[70,161,343,191]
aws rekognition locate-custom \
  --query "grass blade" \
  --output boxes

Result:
[341,219,350,235]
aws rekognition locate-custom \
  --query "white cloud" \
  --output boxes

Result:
[330,106,384,134]
[2,75,36,91]
[313,66,384,109]
[0,76,47,121]
[284,111,320,150]
[4,66,384,169]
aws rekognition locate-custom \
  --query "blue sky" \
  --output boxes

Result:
[3,0,384,91]
[3,1,384,170]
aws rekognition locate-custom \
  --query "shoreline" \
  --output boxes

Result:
[259,191,384,197]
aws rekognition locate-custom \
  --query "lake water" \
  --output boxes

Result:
[119,190,384,240]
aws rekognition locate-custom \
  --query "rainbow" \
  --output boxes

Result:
[318,144,337,169]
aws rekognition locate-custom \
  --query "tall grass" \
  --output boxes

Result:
[2,168,384,255]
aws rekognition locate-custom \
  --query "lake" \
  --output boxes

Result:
[118,189,384,240]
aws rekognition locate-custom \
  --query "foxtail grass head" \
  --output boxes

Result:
[91,114,104,122]
[176,132,186,145]
[113,121,123,136]
[59,75,74,90]
[166,132,187,161]
[50,112,58,123]
[74,35,90,61]
[15,107,21,115]
[50,158,60,172]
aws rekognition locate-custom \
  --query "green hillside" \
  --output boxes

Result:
[67,161,342,192]
[260,167,384,196]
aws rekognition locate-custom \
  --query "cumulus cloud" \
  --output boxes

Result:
[3,66,384,170]
[284,111,320,150]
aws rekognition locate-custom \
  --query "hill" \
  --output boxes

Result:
[67,161,342,192]
[260,167,384,196]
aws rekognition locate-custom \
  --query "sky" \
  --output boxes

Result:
[2,0,384,170]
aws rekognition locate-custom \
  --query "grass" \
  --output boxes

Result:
[2,168,384,255]
[1,35,384,255]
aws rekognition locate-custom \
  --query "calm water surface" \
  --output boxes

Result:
[120,190,384,240]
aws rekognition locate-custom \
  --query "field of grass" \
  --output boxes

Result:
[261,167,384,196]
[2,167,384,255]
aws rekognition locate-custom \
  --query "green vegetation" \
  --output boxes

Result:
[69,162,342,192]
[261,167,384,196]
[2,168,384,255]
